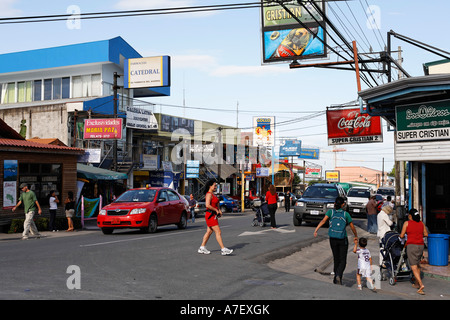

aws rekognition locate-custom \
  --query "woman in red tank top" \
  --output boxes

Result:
[400,208,428,295]
[198,179,233,256]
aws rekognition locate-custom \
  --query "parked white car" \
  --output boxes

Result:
[347,187,374,217]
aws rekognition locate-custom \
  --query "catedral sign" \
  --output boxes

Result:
[326,108,383,145]
[396,99,450,143]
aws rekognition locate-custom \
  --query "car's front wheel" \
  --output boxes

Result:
[142,214,158,233]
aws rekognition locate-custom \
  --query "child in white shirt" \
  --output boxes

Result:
[353,237,375,291]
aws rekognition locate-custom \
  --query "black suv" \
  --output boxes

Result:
[293,183,347,226]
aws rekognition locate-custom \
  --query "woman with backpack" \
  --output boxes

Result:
[314,196,358,285]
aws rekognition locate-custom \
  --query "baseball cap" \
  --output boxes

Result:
[19,183,28,189]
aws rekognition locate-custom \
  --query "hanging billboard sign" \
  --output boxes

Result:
[279,139,301,157]
[124,56,171,89]
[126,106,159,131]
[326,108,383,145]
[261,1,327,64]
[396,99,450,143]
[84,118,123,140]
[298,148,320,160]
[253,116,275,147]
[305,166,321,178]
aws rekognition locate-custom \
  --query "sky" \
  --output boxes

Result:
[1,0,449,176]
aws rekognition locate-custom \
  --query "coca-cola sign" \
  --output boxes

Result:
[327,108,383,145]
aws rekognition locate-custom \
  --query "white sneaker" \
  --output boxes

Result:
[198,246,210,254]
[221,248,233,256]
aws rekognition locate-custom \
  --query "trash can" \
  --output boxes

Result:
[427,234,450,266]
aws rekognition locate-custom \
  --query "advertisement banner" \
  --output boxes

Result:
[325,170,340,182]
[305,167,321,178]
[326,108,383,145]
[298,148,320,160]
[84,119,123,140]
[253,117,275,147]
[261,0,327,63]
[279,139,301,157]
[396,99,450,143]
[124,56,171,89]
[126,106,158,130]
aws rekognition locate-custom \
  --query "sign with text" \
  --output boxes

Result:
[326,108,383,145]
[298,148,320,160]
[305,167,321,178]
[396,99,450,143]
[279,139,301,157]
[261,1,327,63]
[125,56,171,89]
[253,116,275,147]
[84,119,123,140]
[126,106,158,130]
[325,170,340,182]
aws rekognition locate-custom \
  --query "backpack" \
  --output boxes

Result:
[328,209,347,239]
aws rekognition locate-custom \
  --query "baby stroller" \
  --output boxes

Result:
[251,201,270,227]
[379,231,414,285]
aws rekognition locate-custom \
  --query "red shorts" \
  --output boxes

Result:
[205,211,219,227]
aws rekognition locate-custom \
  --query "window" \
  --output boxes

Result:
[44,79,52,100]
[72,74,101,98]
[53,78,62,100]
[62,77,70,99]
[17,81,32,103]
[34,80,42,101]
[1,83,16,104]
[167,190,179,201]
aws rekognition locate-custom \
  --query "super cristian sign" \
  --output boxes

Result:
[326,108,383,145]
[396,99,450,143]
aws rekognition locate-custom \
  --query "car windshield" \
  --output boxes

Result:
[115,189,157,203]
[347,189,370,198]
[377,188,395,196]
[302,186,338,199]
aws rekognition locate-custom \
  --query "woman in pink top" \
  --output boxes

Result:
[400,208,428,295]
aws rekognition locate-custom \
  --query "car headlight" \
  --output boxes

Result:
[130,208,147,215]
[326,203,334,208]
[296,202,304,207]
[99,209,106,216]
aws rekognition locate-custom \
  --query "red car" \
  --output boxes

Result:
[97,187,190,234]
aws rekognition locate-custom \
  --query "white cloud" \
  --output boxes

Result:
[171,54,290,77]
[211,64,290,77]
[0,0,21,17]
[115,0,196,10]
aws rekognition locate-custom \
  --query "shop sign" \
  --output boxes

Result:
[253,117,275,147]
[279,139,301,157]
[396,99,450,143]
[305,167,321,178]
[325,170,340,182]
[326,108,383,145]
[298,148,320,160]
[124,56,171,89]
[84,119,122,140]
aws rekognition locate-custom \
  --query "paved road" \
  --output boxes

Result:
[0,210,448,306]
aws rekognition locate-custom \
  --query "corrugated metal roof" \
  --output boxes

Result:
[0,138,84,154]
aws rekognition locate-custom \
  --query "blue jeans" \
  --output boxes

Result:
[367,214,377,233]
[190,208,195,223]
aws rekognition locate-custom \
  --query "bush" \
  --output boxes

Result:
[8,216,82,234]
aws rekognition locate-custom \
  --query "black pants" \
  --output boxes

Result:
[49,209,57,231]
[268,203,277,228]
[329,237,349,279]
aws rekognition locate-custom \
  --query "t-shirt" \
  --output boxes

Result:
[49,196,58,210]
[189,199,196,208]
[19,190,38,214]
[265,191,278,205]
[325,209,352,237]
[356,247,371,271]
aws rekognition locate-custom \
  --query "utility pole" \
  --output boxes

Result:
[113,72,120,172]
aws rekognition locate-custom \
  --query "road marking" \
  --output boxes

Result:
[80,226,231,248]
[238,226,295,237]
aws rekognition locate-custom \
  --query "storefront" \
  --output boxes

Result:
[0,119,84,228]
[359,73,450,234]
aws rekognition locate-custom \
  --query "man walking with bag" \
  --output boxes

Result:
[12,183,42,240]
